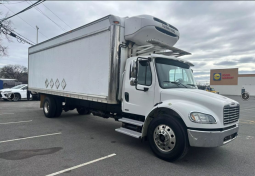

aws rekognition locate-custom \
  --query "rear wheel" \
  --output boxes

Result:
[43,96,56,118]
[76,107,90,115]
[148,115,189,161]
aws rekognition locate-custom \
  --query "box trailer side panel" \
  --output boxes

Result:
[29,15,123,104]
[29,30,110,99]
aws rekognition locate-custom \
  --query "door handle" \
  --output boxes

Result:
[125,92,129,102]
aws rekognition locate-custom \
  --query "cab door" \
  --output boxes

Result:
[122,58,155,116]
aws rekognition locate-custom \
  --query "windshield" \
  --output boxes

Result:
[11,85,25,89]
[155,58,197,89]
[211,88,215,91]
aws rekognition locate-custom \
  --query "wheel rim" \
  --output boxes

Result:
[153,124,176,152]
[12,94,19,101]
[44,101,50,114]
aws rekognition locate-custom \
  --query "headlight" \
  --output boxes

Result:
[189,112,216,124]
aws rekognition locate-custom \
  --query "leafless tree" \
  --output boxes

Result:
[0,64,28,83]
[0,11,13,56]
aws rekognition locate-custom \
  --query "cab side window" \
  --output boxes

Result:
[137,61,152,86]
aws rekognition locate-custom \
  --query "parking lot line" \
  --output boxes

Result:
[45,153,116,176]
[0,113,15,116]
[0,132,62,144]
[0,120,32,125]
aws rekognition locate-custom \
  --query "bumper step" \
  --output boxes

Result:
[115,127,141,138]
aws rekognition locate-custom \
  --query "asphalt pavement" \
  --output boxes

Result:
[0,95,254,176]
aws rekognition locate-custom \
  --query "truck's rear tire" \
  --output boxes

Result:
[43,96,56,118]
[76,107,90,115]
[147,115,189,162]
[54,98,62,117]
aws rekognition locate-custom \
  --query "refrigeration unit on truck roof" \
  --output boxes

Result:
[124,15,180,46]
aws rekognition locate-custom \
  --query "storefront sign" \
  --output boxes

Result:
[222,74,234,79]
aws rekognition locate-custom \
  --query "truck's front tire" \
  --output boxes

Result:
[43,96,56,118]
[148,115,189,161]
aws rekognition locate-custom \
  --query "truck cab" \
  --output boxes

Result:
[118,53,239,160]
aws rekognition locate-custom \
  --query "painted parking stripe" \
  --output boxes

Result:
[45,153,116,176]
[0,113,15,116]
[0,120,32,125]
[0,132,61,144]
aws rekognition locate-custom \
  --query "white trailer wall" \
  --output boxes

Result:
[29,30,111,97]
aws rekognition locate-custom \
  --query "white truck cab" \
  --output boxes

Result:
[28,14,239,161]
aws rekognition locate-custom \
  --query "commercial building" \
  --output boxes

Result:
[210,68,255,96]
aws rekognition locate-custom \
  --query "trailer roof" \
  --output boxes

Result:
[29,14,121,50]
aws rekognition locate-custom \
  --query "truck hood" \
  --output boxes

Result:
[160,88,239,107]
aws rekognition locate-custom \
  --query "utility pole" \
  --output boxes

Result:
[36,26,39,44]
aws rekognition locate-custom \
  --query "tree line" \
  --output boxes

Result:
[0,64,28,84]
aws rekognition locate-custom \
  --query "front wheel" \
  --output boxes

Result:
[148,115,189,161]
[12,93,21,101]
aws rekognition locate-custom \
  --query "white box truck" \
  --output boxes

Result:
[28,15,239,161]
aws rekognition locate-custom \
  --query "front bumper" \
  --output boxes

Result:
[187,124,239,147]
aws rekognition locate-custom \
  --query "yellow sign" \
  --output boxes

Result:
[213,73,221,81]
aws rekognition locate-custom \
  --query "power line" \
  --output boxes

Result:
[0,0,45,23]
[1,26,34,45]
[41,3,72,29]
[26,1,66,32]
[12,30,35,44]
[2,4,48,39]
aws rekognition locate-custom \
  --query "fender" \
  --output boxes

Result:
[142,99,221,137]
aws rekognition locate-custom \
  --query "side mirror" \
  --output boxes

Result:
[130,78,137,86]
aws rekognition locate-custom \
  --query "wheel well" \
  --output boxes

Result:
[142,107,187,138]
[13,93,21,98]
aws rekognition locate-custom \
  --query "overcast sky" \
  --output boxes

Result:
[1,1,255,84]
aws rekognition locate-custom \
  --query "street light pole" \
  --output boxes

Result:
[36,26,39,44]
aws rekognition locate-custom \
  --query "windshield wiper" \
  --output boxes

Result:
[163,81,188,88]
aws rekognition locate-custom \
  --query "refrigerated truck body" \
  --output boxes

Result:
[28,15,239,161]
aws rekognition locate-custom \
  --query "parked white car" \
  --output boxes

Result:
[0,84,31,101]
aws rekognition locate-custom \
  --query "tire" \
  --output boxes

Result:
[43,96,56,118]
[54,98,62,117]
[12,93,21,102]
[148,115,189,162]
[76,107,90,115]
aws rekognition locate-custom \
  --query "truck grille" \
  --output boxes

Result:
[223,105,240,125]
